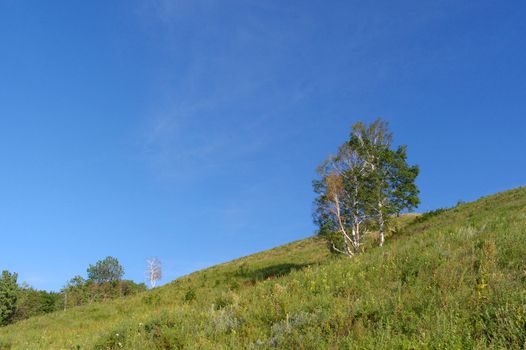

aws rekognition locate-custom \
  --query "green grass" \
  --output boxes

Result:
[1,187,525,349]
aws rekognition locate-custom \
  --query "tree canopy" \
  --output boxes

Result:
[87,256,124,283]
[0,270,18,326]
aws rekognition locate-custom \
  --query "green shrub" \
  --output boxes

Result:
[142,292,161,306]
[183,288,196,303]
[93,326,128,350]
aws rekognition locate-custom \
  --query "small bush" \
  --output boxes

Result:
[214,293,234,310]
[93,327,128,350]
[142,293,161,306]
[183,288,196,302]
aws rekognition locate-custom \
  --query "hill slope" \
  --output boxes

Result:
[1,187,525,349]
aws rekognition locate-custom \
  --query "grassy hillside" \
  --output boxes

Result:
[1,187,525,349]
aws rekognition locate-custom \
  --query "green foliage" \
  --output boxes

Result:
[0,278,62,327]
[142,292,161,306]
[183,288,196,302]
[12,286,60,322]
[0,271,18,326]
[350,120,420,219]
[87,256,124,283]
[1,272,145,328]
[1,187,525,349]
[63,279,147,308]
[313,119,420,255]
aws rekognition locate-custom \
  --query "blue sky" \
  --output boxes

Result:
[1,0,525,291]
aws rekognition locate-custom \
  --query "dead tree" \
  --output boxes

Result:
[146,257,162,288]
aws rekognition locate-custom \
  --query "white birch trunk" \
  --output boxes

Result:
[378,201,385,247]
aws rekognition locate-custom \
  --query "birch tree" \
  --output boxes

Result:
[313,143,370,256]
[349,120,392,246]
[314,119,419,255]
[146,258,162,288]
[351,120,419,246]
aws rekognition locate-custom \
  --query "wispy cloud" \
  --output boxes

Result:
[134,1,312,182]
[139,86,274,182]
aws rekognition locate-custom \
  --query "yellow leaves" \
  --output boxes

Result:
[325,172,344,196]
